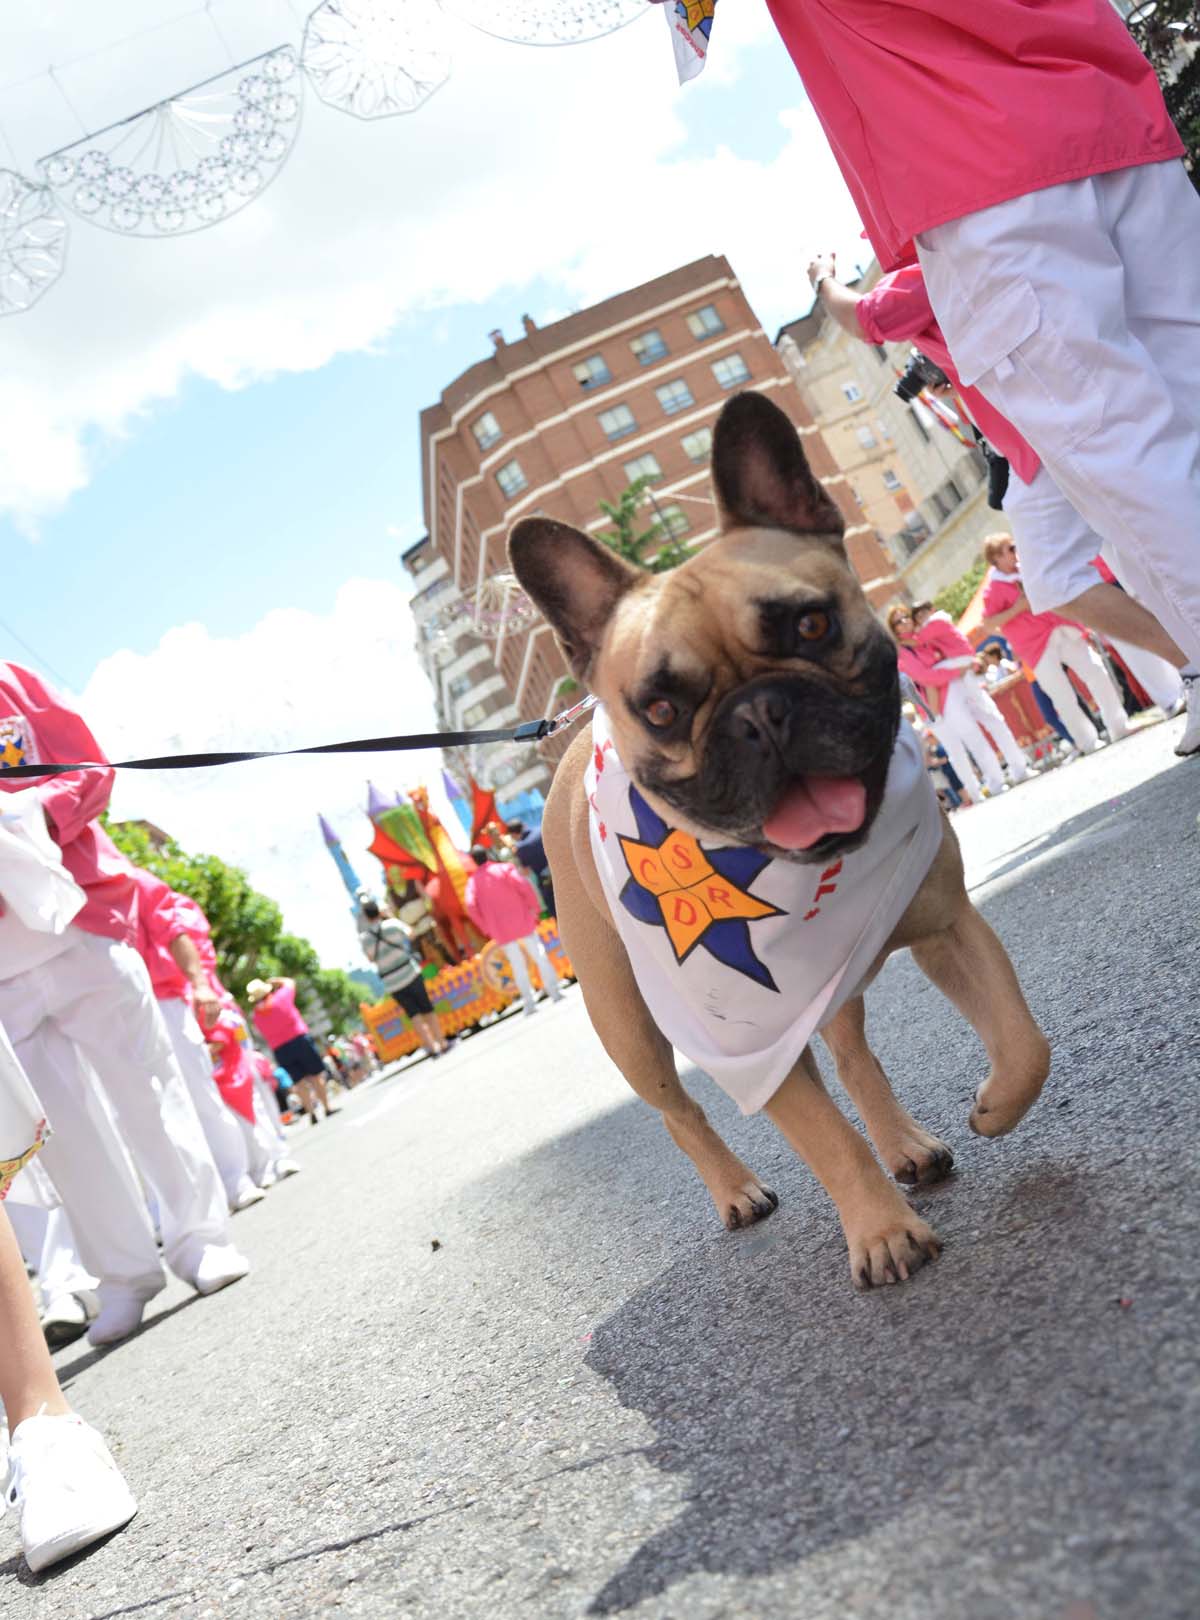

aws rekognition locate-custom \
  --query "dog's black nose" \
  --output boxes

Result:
[730,687,791,752]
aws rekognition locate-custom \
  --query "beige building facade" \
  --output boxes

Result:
[415,255,901,774]
[776,265,1012,609]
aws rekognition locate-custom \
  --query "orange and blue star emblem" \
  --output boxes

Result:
[618,785,784,991]
[676,0,715,38]
[0,718,26,771]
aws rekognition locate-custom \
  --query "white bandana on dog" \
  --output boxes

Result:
[585,707,943,1114]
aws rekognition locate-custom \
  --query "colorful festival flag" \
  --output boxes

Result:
[664,0,717,85]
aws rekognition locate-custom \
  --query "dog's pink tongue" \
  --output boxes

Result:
[762,777,867,850]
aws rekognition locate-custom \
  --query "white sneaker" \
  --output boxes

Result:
[88,1292,154,1348]
[1175,674,1200,757]
[274,1157,302,1179]
[189,1244,250,1297]
[230,1180,267,1212]
[3,1412,137,1573]
[40,1290,99,1350]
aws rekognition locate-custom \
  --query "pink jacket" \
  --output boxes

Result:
[855,266,1041,485]
[763,0,1182,270]
[0,663,136,944]
[130,867,190,1001]
[464,862,540,946]
[981,571,1084,670]
[896,615,976,695]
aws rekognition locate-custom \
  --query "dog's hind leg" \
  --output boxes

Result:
[910,896,1051,1137]
[823,996,954,1187]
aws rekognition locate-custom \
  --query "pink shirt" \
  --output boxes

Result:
[896,615,976,696]
[130,867,190,1002]
[464,862,540,946]
[252,980,308,1048]
[172,891,229,1000]
[981,570,1084,669]
[0,663,136,944]
[764,0,1183,270]
[206,1005,258,1123]
[855,266,1041,485]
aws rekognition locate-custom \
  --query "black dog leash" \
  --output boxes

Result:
[1,694,599,780]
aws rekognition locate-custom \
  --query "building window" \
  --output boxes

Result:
[495,458,528,498]
[630,327,668,365]
[711,352,751,389]
[623,452,662,484]
[655,503,690,538]
[686,303,725,339]
[882,468,902,492]
[841,381,864,403]
[447,672,476,698]
[472,410,502,450]
[681,426,712,463]
[462,701,491,727]
[598,403,637,441]
[656,378,694,416]
[572,353,611,390]
[856,424,878,450]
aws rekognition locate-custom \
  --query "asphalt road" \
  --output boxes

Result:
[6,716,1198,1620]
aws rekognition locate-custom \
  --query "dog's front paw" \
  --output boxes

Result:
[719,1177,779,1231]
[883,1128,954,1187]
[844,1201,941,1290]
[969,1036,1051,1137]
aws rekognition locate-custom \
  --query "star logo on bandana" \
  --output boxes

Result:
[0,718,26,771]
[618,785,784,991]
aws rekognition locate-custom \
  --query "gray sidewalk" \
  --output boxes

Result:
[7,720,1198,1619]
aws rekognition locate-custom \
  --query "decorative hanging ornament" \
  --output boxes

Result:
[303,0,452,119]
[38,46,301,237]
[0,172,67,316]
[439,0,645,46]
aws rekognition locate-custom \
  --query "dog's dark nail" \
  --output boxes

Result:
[728,1208,742,1230]
[765,1188,779,1209]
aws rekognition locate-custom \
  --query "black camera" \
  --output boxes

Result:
[894,348,951,404]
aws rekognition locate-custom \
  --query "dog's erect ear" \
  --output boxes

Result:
[712,390,845,548]
[508,518,640,680]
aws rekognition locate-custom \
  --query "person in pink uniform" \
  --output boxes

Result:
[129,866,265,1213]
[667,0,1200,675]
[247,976,335,1124]
[0,662,249,1345]
[803,254,1200,759]
[464,847,564,1017]
[978,536,1131,755]
[887,607,1030,805]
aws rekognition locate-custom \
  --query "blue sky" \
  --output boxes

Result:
[0,2,868,961]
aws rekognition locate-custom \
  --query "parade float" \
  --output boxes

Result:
[319,776,571,1063]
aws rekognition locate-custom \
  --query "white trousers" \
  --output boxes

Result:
[919,160,1200,666]
[6,1202,99,1302]
[159,994,253,1205]
[0,931,231,1281]
[10,1023,167,1303]
[934,674,1028,799]
[1108,636,1183,713]
[1032,626,1129,753]
[501,933,564,1014]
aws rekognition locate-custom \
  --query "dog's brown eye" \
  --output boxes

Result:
[796,609,830,642]
[644,698,678,729]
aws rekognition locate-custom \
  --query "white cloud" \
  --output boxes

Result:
[0,0,864,527]
[79,577,465,969]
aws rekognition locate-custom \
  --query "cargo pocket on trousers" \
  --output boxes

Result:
[948,278,1104,451]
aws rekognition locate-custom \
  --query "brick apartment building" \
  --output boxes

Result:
[413,254,900,777]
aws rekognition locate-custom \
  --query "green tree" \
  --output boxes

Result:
[1127,1,1200,189]
[104,818,366,1029]
[933,556,987,622]
[597,476,693,574]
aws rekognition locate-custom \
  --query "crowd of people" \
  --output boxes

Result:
[0,661,365,1572]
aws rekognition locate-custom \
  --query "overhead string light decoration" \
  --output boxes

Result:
[433,573,542,644]
[0,171,67,315]
[37,46,302,237]
[439,0,646,46]
[302,0,451,119]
